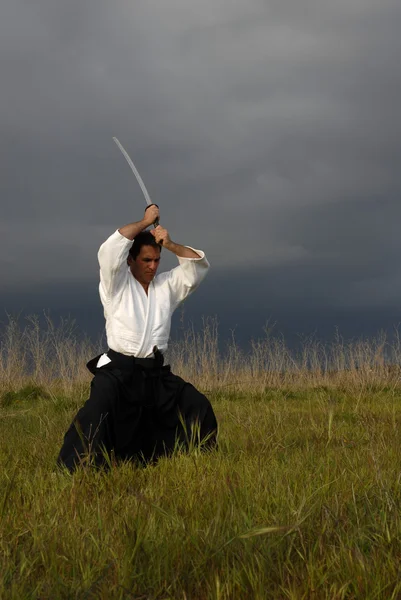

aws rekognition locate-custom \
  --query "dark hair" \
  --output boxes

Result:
[129,231,162,260]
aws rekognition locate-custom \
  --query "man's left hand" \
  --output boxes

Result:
[151,226,171,247]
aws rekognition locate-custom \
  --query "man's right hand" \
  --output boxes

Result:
[118,205,160,240]
[143,204,160,228]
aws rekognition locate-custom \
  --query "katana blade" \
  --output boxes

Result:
[113,136,153,206]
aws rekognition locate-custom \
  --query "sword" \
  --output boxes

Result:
[113,137,159,228]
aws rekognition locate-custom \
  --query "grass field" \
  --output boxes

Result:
[1,317,401,599]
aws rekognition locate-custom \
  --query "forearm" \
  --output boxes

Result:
[163,240,201,259]
[118,219,150,241]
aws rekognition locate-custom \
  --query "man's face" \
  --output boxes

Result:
[128,245,161,286]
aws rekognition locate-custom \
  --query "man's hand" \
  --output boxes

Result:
[151,227,201,258]
[118,205,160,240]
[151,225,171,247]
[143,204,160,228]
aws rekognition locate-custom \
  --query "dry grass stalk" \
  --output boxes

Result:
[0,314,400,397]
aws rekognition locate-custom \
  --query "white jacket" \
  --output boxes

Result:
[97,230,210,357]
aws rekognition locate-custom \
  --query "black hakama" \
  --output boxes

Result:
[57,349,218,472]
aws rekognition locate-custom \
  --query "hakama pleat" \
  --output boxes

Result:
[57,351,217,472]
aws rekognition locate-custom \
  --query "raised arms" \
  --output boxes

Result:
[118,205,160,240]
[119,204,201,259]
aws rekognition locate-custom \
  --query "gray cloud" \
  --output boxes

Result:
[1,0,401,317]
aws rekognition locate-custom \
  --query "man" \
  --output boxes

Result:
[57,204,217,472]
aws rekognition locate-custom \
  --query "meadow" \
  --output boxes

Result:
[1,315,401,599]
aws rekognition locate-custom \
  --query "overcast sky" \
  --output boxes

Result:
[1,0,401,344]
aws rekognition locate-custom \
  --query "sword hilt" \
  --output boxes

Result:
[154,217,162,244]
[145,204,159,228]
[145,204,161,243]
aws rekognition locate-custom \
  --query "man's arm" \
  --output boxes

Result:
[150,224,209,307]
[150,226,201,258]
[119,205,160,240]
[98,205,160,297]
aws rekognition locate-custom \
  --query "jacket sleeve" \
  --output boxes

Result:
[166,247,210,308]
[98,230,133,298]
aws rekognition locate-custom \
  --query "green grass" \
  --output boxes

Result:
[1,386,401,599]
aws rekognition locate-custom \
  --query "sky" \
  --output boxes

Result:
[1,0,401,348]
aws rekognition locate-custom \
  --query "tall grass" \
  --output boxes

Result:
[1,314,399,397]
[1,315,401,597]
[0,314,96,395]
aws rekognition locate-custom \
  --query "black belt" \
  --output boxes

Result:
[107,346,164,369]
[87,346,165,375]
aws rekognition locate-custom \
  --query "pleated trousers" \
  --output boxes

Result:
[57,350,218,472]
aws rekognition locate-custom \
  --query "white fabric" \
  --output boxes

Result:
[97,230,210,358]
[96,353,112,368]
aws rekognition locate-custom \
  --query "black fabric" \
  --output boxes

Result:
[57,350,218,472]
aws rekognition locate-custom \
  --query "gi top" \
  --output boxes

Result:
[98,230,210,358]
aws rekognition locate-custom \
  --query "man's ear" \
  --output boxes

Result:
[127,255,133,266]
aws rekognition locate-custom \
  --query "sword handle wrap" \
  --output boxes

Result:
[154,217,162,244]
[144,204,161,242]
[145,203,159,228]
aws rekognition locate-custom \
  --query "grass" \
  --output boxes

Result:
[1,316,401,598]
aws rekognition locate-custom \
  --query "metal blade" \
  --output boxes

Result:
[113,137,153,206]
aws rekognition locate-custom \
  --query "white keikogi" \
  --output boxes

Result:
[97,230,210,359]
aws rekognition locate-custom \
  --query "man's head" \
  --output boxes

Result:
[127,231,162,287]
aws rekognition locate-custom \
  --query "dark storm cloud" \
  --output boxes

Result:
[1,0,401,317]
